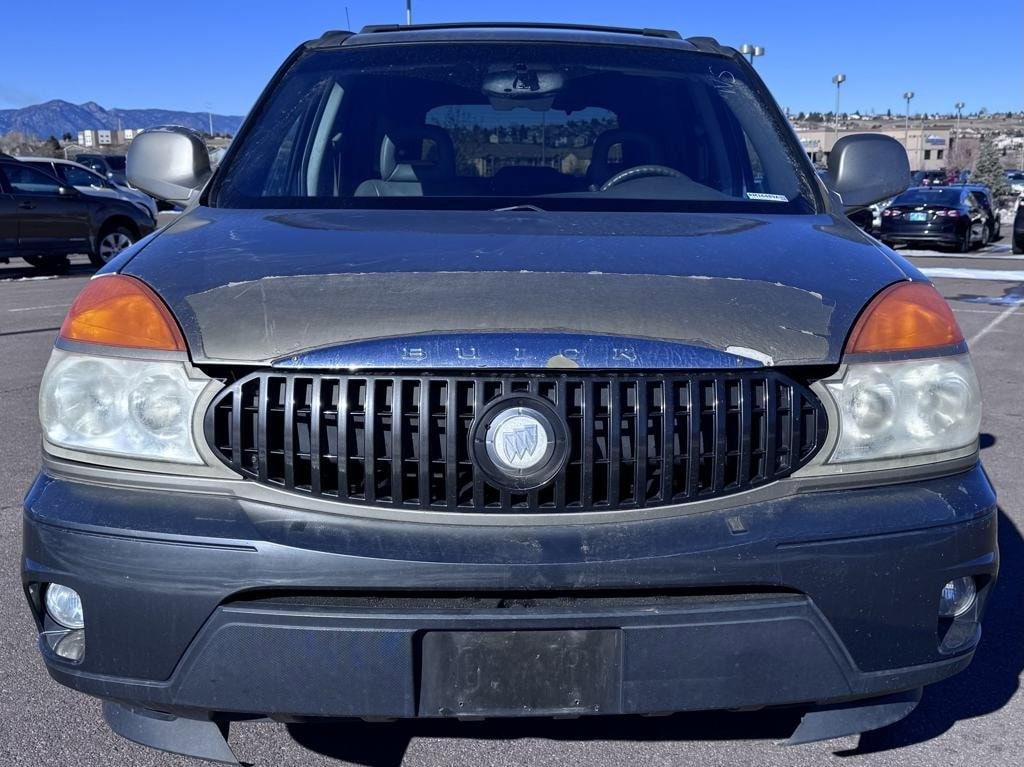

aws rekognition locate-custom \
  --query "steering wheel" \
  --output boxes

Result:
[600,164,684,192]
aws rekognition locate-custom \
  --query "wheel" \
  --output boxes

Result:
[982,224,992,246]
[91,226,136,267]
[957,229,971,253]
[1013,238,1023,255]
[22,255,70,273]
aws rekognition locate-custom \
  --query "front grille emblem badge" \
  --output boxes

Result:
[487,409,549,471]
[473,398,568,491]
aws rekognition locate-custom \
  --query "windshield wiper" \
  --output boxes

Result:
[492,203,546,213]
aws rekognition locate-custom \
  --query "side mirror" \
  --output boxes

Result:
[825,134,909,212]
[127,126,212,208]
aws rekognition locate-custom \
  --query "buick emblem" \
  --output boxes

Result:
[487,408,550,471]
[472,397,568,491]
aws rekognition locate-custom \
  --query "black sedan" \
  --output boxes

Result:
[880,186,990,251]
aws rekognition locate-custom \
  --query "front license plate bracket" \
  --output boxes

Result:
[418,629,622,717]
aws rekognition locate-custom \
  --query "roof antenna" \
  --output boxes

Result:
[345,6,351,29]
[406,0,412,25]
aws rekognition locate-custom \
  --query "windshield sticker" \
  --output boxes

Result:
[746,193,789,202]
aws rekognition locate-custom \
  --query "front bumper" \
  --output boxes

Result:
[23,463,998,722]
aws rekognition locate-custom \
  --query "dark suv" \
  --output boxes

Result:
[23,23,996,764]
[0,155,156,269]
[74,153,128,186]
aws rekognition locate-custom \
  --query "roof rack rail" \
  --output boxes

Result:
[684,36,731,55]
[359,22,682,40]
[308,29,354,48]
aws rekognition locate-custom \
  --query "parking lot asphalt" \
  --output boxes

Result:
[1,243,1022,767]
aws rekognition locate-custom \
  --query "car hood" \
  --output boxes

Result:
[121,207,914,368]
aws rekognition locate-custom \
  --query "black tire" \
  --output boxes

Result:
[957,229,972,253]
[982,224,992,246]
[22,255,70,274]
[1013,238,1023,255]
[91,225,136,267]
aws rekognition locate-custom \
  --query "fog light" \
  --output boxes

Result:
[939,577,976,618]
[54,629,86,661]
[44,584,84,629]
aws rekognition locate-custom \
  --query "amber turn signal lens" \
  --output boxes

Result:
[846,281,963,354]
[59,275,186,352]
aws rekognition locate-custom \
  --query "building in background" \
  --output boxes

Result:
[795,126,952,170]
[75,128,144,149]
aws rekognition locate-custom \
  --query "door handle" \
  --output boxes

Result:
[17,201,36,210]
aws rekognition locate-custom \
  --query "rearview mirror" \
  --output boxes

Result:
[127,126,211,208]
[824,134,909,212]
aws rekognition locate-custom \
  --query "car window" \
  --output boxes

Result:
[78,159,106,174]
[63,165,106,187]
[105,157,126,171]
[3,164,64,195]
[215,43,818,213]
[892,188,962,207]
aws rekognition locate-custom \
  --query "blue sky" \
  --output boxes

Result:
[1,1,1020,117]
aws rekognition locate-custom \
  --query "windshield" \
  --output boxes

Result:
[893,188,963,207]
[212,42,817,213]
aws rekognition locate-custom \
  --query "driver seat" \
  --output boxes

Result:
[586,130,664,189]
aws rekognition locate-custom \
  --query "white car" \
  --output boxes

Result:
[17,157,159,219]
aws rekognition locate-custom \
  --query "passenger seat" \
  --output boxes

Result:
[354,126,457,197]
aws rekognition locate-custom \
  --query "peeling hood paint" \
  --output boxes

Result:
[122,208,912,367]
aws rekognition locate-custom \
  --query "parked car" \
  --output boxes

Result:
[1013,198,1024,254]
[1006,170,1024,195]
[956,183,1001,242]
[23,23,996,764]
[880,186,991,251]
[18,157,158,219]
[74,153,128,186]
[0,155,156,269]
[911,169,947,186]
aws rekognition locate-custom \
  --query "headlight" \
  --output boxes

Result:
[824,354,980,464]
[40,349,209,464]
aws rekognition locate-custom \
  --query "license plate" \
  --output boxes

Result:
[908,212,928,222]
[419,630,622,716]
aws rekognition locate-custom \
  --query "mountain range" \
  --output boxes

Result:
[0,100,244,139]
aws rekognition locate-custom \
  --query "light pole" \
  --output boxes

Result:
[406,0,412,25]
[954,101,965,160]
[832,74,846,147]
[903,91,915,167]
[739,44,764,66]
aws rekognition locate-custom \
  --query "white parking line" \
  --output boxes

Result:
[969,304,1022,346]
[920,268,1024,281]
[6,304,69,313]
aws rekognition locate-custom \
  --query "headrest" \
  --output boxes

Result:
[587,129,664,185]
[380,125,456,181]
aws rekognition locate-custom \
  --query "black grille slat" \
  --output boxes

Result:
[309,379,322,495]
[207,370,826,514]
[256,374,269,483]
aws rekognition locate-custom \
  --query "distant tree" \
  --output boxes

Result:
[886,108,892,118]
[41,134,61,156]
[61,132,73,142]
[972,136,1013,197]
